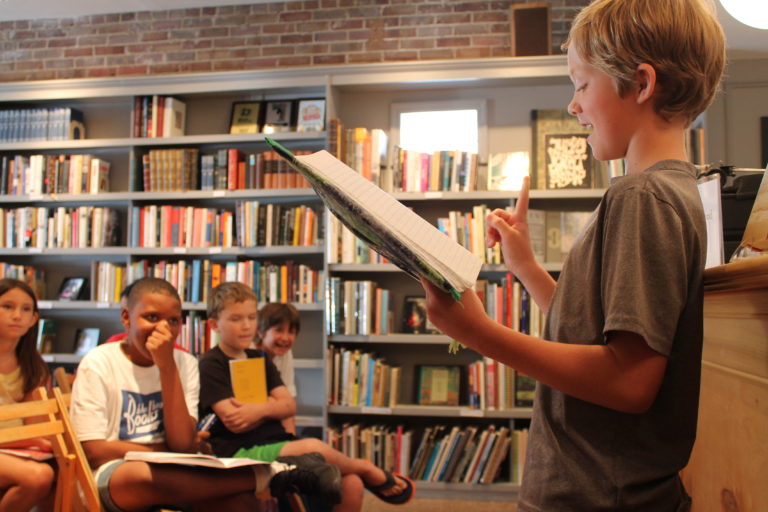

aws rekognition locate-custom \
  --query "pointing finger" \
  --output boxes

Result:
[515,176,530,219]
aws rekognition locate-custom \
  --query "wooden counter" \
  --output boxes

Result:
[681,256,768,512]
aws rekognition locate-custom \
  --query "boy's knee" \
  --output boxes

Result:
[21,463,55,493]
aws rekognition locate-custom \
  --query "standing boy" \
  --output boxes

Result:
[420,0,725,510]
[199,282,414,511]
[70,277,341,512]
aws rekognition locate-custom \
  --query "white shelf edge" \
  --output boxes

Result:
[327,404,533,419]
[328,334,452,344]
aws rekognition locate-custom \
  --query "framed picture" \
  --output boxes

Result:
[416,365,461,406]
[262,100,294,133]
[401,296,437,334]
[58,277,87,301]
[229,101,261,134]
[296,99,326,132]
[73,328,100,356]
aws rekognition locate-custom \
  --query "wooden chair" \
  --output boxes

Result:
[0,387,101,511]
[53,366,75,394]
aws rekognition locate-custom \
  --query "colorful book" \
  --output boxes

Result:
[229,356,267,403]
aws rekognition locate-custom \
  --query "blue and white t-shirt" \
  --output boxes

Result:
[70,342,198,444]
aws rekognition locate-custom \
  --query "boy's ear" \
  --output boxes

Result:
[120,307,130,330]
[208,317,219,333]
[634,63,657,105]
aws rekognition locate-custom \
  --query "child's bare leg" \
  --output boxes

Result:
[108,461,259,511]
[0,455,55,512]
[280,439,408,499]
[336,474,364,512]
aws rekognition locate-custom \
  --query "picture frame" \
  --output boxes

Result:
[416,365,461,406]
[262,100,294,134]
[229,101,262,134]
[296,99,326,132]
[58,277,87,301]
[73,327,100,356]
[401,296,437,334]
[509,2,551,57]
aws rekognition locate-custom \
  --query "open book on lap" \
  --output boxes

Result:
[266,138,482,299]
[124,451,270,469]
[0,447,54,461]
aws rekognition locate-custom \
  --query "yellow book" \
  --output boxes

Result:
[229,357,267,403]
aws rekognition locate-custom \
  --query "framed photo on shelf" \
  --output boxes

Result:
[296,99,326,132]
[401,296,437,334]
[262,100,294,133]
[74,328,100,356]
[229,101,262,134]
[58,277,87,301]
[416,365,461,406]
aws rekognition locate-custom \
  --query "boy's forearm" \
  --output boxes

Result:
[82,439,166,469]
[158,364,197,453]
[513,261,557,314]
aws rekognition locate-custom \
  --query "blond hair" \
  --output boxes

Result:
[207,281,257,319]
[564,0,725,125]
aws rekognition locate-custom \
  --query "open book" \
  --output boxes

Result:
[266,138,483,299]
[124,451,269,468]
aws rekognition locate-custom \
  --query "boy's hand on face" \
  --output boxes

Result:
[145,320,176,369]
[486,176,536,276]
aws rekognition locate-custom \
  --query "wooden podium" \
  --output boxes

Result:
[681,256,768,512]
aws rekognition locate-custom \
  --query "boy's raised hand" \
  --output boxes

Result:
[486,175,536,276]
[145,320,176,368]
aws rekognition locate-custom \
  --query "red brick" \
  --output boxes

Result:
[313,9,349,20]
[277,56,312,67]
[454,2,490,13]
[64,47,93,58]
[348,51,382,64]
[382,5,417,16]
[263,45,295,56]
[474,12,508,23]
[315,31,347,43]
[418,48,454,59]
[435,14,472,24]
[383,50,419,62]
[19,40,47,50]
[166,51,197,61]
[117,65,149,75]
[10,30,36,40]
[281,34,313,44]
[455,24,490,36]
[78,35,108,46]
[55,68,87,79]
[280,11,312,22]
[141,32,169,42]
[243,57,280,67]
[471,35,508,47]
[44,58,74,69]
[14,60,43,70]
[456,47,491,59]
[74,57,106,67]
[213,38,246,48]
[199,27,229,38]
[263,24,291,34]
[313,54,345,65]
[400,38,435,50]
[135,53,164,64]
[436,37,470,47]
[180,61,213,72]
[95,46,125,56]
[212,60,246,71]
[48,38,77,48]
[109,34,141,45]
[32,49,63,59]
[399,16,435,27]
[150,63,183,74]
[330,19,364,30]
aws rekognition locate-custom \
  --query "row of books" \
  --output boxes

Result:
[410,425,526,484]
[393,148,481,193]
[475,275,545,337]
[0,264,45,301]
[234,201,319,249]
[528,209,593,264]
[327,347,400,408]
[1,153,110,196]
[0,207,120,249]
[326,423,411,476]
[141,149,198,192]
[0,107,84,142]
[436,205,505,265]
[128,203,320,249]
[326,214,388,265]
[325,278,392,336]
[132,95,186,138]
[94,259,324,305]
[202,149,312,191]
[326,423,527,485]
[467,358,536,410]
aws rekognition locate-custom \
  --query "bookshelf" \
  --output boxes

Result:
[0,55,607,500]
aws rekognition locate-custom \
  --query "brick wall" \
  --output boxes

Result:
[0,0,589,82]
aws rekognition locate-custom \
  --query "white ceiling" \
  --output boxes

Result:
[0,0,766,58]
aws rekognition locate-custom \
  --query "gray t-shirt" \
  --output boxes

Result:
[519,160,706,511]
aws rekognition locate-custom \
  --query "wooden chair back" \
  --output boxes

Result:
[53,366,75,394]
[0,387,101,511]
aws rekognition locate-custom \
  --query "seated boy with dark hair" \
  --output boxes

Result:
[200,282,415,511]
[70,277,342,512]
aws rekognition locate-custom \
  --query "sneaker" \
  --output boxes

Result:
[270,452,342,505]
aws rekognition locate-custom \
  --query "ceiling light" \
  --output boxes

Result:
[719,0,768,30]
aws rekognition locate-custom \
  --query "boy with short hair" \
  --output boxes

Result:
[200,282,415,511]
[420,0,725,510]
[70,277,341,512]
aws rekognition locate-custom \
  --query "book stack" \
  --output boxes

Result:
[0,154,110,196]
[326,346,400,408]
[325,278,392,336]
[0,264,45,300]
[132,96,186,138]
[0,108,84,142]
[126,258,323,306]
[199,149,312,191]
[466,358,535,410]
[140,149,198,192]
[234,201,319,248]
[326,424,412,476]
[474,275,545,336]
[0,207,119,249]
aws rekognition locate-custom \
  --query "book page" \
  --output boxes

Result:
[295,149,482,293]
[124,451,269,468]
[229,357,267,403]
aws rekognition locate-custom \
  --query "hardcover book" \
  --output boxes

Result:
[230,357,267,403]
[124,451,269,468]
[266,138,482,299]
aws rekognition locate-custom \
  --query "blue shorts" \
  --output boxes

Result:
[94,458,191,512]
